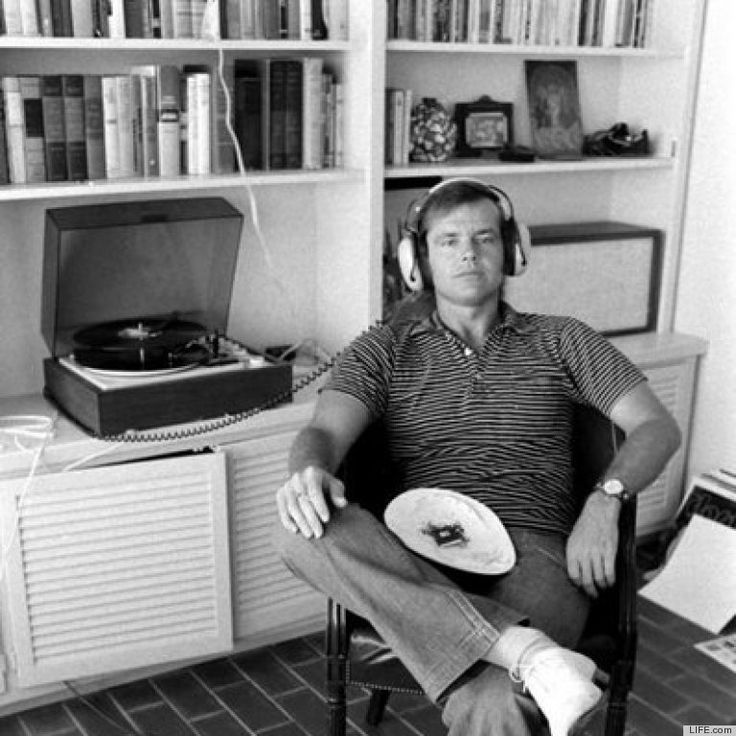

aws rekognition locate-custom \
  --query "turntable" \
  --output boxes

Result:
[41,197,292,436]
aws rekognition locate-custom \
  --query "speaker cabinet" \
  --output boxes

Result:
[504,221,663,335]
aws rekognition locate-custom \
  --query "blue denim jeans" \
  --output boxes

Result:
[273,503,590,735]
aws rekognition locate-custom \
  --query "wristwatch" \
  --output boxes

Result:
[594,478,630,502]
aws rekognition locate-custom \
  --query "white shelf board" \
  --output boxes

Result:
[385,157,675,179]
[0,37,351,52]
[0,169,364,201]
[387,41,683,58]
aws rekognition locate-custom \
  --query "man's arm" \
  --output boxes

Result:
[566,381,681,597]
[275,389,374,539]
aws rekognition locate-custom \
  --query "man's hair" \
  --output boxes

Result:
[417,181,503,249]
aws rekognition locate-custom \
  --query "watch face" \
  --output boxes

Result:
[603,479,625,496]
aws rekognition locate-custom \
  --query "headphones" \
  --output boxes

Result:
[397,177,531,292]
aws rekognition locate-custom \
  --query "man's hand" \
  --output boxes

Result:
[565,492,620,598]
[276,465,347,539]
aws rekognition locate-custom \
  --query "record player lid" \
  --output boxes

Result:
[41,198,244,357]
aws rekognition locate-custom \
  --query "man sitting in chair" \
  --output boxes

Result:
[273,178,680,736]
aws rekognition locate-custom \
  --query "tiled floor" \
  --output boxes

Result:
[1,591,734,735]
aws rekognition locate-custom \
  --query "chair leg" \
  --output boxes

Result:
[365,689,391,726]
[604,699,628,736]
[327,680,347,736]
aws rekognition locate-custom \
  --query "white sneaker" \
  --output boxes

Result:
[513,649,602,736]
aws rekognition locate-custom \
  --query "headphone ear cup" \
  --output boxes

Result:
[509,221,531,277]
[397,233,424,292]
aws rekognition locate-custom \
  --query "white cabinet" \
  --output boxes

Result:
[227,432,323,645]
[0,452,231,690]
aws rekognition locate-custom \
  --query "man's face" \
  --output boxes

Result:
[424,198,505,309]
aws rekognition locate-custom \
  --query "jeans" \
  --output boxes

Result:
[273,503,590,735]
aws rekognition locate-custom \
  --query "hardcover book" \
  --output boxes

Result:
[62,75,87,180]
[1,76,25,183]
[41,75,68,181]
[20,76,47,183]
[83,75,105,179]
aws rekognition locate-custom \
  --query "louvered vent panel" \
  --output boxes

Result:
[636,364,690,535]
[0,453,232,686]
[229,434,323,639]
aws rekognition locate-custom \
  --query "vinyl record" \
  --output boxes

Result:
[74,316,207,350]
[72,340,209,372]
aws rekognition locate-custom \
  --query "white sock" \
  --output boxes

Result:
[484,625,556,675]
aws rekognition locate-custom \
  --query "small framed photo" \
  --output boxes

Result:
[454,96,513,157]
[525,60,584,160]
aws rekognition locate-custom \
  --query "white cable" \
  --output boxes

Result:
[215,47,298,322]
[0,415,57,584]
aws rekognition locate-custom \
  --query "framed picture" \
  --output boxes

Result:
[525,61,584,160]
[454,96,513,157]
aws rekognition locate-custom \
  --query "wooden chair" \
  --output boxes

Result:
[324,405,638,736]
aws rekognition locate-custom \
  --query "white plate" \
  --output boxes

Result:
[384,488,516,575]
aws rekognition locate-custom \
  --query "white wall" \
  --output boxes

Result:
[675,0,736,476]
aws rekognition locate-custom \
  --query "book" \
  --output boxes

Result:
[115,75,135,176]
[225,0,240,37]
[299,0,311,39]
[101,75,120,178]
[158,0,174,36]
[20,0,40,35]
[20,76,46,183]
[0,83,9,184]
[50,0,73,35]
[310,0,326,38]
[268,59,287,169]
[212,59,236,174]
[123,0,152,36]
[171,0,193,36]
[83,74,105,178]
[182,68,210,174]
[233,59,263,170]
[90,0,109,36]
[1,0,24,34]
[131,65,159,176]
[70,0,93,35]
[301,56,322,170]
[62,75,87,180]
[283,58,302,169]
[333,79,344,167]
[1,77,25,183]
[40,75,68,181]
[108,0,126,36]
[155,64,180,176]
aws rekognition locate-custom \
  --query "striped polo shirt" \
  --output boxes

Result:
[325,303,645,536]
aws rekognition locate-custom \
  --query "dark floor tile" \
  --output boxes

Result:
[275,688,327,736]
[0,717,26,736]
[126,702,196,736]
[676,702,732,727]
[668,672,736,720]
[192,658,245,690]
[109,679,162,710]
[257,723,308,736]
[346,700,418,736]
[290,659,326,697]
[627,696,681,736]
[638,616,691,654]
[234,649,302,696]
[636,641,687,682]
[191,711,250,736]
[269,640,323,667]
[215,680,290,732]
[630,668,692,718]
[18,704,75,736]
[672,645,736,691]
[65,697,131,736]
[400,704,447,735]
[153,671,221,719]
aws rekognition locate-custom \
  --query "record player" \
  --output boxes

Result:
[41,197,292,437]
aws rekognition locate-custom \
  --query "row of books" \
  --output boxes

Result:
[0,59,344,185]
[385,88,413,166]
[0,0,348,41]
[388,0,654,48]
